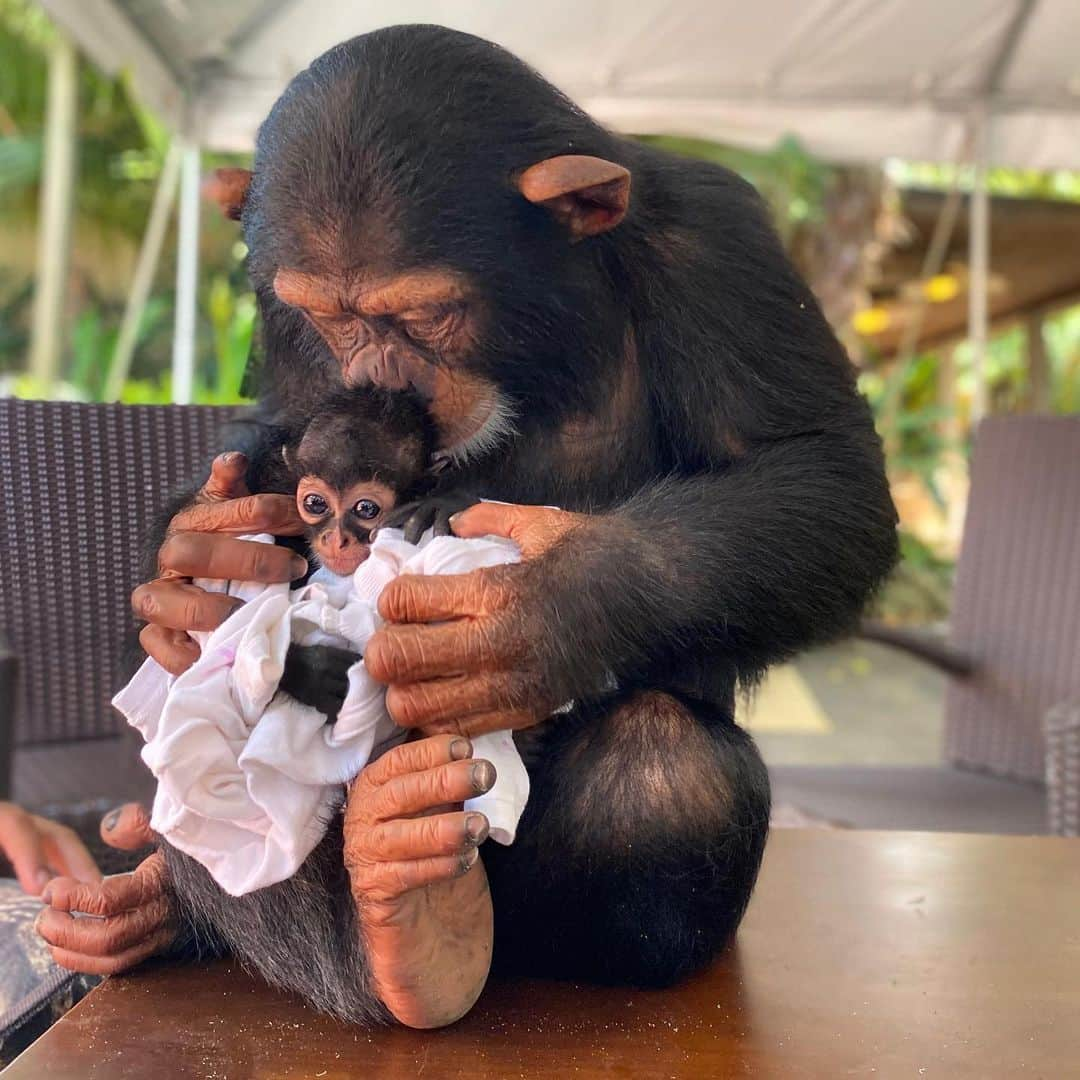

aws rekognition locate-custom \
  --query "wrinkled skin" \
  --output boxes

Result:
[35,804,174,975]
[40,460,578,1026]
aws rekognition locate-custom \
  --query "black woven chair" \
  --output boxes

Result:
[774,415,1080,835]
[0,399,243,838]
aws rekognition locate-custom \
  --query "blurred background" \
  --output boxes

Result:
[2,1,1078,832]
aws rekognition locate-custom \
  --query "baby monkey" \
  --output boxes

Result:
[278,386,475,717]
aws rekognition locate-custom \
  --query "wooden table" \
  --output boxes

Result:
[6,830,1079,1078]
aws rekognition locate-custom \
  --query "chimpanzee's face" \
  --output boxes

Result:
[272,265,505,456]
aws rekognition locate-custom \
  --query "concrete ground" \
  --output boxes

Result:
[746,640,1049,834]
[740,639,946,767]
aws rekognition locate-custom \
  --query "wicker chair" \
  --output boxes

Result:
[0,399,242,842]
[773,415,1080,836]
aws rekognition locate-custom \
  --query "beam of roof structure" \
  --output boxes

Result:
[37,0,1080,166]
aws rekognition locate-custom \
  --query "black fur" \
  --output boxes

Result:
[149,25,897,1021]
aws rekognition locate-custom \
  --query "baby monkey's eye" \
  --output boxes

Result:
[353,499,381,520]
[303,493,329,516]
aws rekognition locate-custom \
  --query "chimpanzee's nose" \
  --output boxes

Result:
[343,343,410,390]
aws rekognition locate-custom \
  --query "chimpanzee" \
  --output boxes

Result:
[40,26,897,1029]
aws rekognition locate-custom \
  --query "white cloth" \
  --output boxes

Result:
[114,529,530,897]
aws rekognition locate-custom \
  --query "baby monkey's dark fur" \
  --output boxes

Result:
[278,385,473,718]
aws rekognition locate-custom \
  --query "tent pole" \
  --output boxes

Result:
[968,105,991,424]
[28,29,78,396]
[104,141,182,402]
[172,140,201,404]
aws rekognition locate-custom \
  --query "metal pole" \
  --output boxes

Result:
[104,141,182,402]
[172,141,201,404]
[28,30,78,394]
[968,105,991,424]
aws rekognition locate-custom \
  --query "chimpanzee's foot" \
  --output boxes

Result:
[343,734,495,1028]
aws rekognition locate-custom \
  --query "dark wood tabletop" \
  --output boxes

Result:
[6,829,1079,1079]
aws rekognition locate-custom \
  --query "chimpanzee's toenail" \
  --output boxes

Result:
[471,761,495,793]
[465,814,489,843]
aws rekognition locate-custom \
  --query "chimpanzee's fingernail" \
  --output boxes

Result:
[471,761,496,794]
[290,556,309,578]
[465,814,489,843]
[450,738,473,760]
[103,808,121,833]
[40,884,54,905]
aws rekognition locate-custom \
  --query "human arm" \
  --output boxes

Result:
[0,802,101,895]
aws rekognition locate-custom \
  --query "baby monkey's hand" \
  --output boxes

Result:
[279,643,358,722]
[378,489,480,544]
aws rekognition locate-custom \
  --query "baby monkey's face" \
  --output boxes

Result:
[296,475,398,576]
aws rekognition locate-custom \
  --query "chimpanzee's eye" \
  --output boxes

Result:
[354,499,380,520]
[302,493,329,516]
[402,306,460,343]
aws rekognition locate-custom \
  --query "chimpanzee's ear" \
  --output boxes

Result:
[202,167,252,222]
[516,155,631,240]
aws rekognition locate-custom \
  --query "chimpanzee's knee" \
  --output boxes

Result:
[487,690,770,986]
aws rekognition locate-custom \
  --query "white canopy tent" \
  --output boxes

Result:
[35,0,1080,404]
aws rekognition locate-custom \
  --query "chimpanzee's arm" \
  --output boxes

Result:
[540,422,897,701]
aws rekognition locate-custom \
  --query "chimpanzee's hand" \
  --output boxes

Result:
[133,452,308,676]
[377,489,480,544]
[36,804,176,976]
[365,502,588,737]
[279,643,358,721]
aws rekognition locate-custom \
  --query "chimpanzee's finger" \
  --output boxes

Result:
[36,893,171,956]
[199,452,251,502]
[366,618,507,684]
[139,624,201,676]
[100,803,155,851]
[348,848,481,904]
[419,710,539,738]
[38,818,102,884]
[364,811,489,862]
[385,673,514,728]
[46,927,177,977]
[132,578,243,632]
[367,759,496,823]
[42,852,168,917]
[159,533,309,582]
[0,804,51,894]
[352,734,471,792]
[449,502,583,559]
[377,568,513,625]
[170,493,306,537]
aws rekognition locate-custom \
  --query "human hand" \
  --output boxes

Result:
[0,801,101,895]
[36,804,176,975]
[366,502,586,737]
[133,451,308,675]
